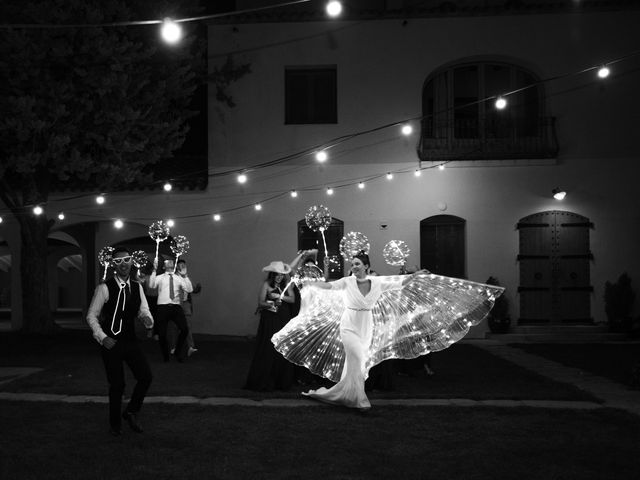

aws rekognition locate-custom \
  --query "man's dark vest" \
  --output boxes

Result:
[100,277,142,340]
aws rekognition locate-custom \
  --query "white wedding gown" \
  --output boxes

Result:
[272,272,504,410]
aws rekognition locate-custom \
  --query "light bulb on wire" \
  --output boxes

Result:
[439,164,446,171]
[290,190,298,198]
[166,219,175,228]
[96,195,105,205]
[255,203,262,211]
[358,182,365,190]
[495,97,507,110]
[33,206,43,215]
[237,173,247,184]
[386,173,393,180]
[414,169,422,177]
[315,151,328,163]
[401,124,413,136]
[597,66,610,78]
[114,219,124,229]
[326,1,343,17]
[163,182,172,192]
[213,214,221,222]
[161,18,182,44]
[57,212,65,221]
[326,187,334,195]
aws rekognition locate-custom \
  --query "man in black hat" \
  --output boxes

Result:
[87,246,154,436]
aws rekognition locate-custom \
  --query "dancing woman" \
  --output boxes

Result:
[272,251,504,411]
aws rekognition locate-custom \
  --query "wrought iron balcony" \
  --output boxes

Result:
[418,116,558,161]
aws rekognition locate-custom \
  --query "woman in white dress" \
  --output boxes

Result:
[300,252,422,410]
[272,251,505,412]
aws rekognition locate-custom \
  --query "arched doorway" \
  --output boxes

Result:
[517,210,593,324]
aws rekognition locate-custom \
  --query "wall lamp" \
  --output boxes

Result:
[552,188,567,200]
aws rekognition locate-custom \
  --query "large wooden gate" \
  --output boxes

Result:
[517,210,593,324]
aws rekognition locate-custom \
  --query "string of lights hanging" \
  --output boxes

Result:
[0,1,639,225]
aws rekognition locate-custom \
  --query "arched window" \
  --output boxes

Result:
[297,217,344,279]
[420,61,558,161]
[420,215,465,278]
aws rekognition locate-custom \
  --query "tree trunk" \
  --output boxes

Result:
[18,213,57,333]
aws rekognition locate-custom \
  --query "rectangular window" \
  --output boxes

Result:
[285,66,337,124]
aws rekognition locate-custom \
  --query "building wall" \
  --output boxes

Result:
[203,10,640,336]
[1,9,639,336]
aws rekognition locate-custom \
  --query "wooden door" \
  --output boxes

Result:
[298,218,344,279]
[420,215,465,278]
[517,211,592,324]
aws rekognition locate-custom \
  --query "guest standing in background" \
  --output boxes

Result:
[244,260,296,391]
[148,257,193,362]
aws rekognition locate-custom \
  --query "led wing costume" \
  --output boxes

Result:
[272,272,504,408]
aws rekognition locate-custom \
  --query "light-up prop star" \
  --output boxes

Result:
[148,221,170,264]
[170,235,190,272]
[132,250,149,270]
[383,240,411,269]
[305,205,332,258]
[339,232,370,259]
[98,246,114,281]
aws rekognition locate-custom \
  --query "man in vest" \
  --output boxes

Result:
[87,246,154,436]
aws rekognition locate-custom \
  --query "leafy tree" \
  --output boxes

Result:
[0,0,246,332]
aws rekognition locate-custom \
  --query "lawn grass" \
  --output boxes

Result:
[509,343,640,388]
[1,401,639,480]
[0,331,597,402]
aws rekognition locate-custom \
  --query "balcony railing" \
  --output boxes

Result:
[418,116,558,161]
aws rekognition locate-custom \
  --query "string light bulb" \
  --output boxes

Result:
[96,195,105,205]
[166,219,175,227]
[163,182,172,192]
[114,219,124,229]
[326,1,343,17]
[237,173,247,184]
[213,213,221,222]
[255,203,262,211]
[495,97,507,109]
[386,173,393,180]
[0,216,3,223]
[439,164,446,171]
[290,190,298,198]
[161,18,182,44]
[358,182,365,189]
[414,169,422,177]
[315,151,328,163]
[597,65,610,78]
[326,187,334,195]
[401,124,413,136]
[57,212,65,221]
[33,206,43,215]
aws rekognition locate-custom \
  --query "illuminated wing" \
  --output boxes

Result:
[272,286,346,383]
[366,273,505,371]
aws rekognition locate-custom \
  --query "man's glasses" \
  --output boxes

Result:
[112,256,132,265]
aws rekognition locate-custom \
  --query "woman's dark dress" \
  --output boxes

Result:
[244,287,295,391]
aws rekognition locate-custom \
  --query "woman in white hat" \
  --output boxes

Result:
[244,260,296,391]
